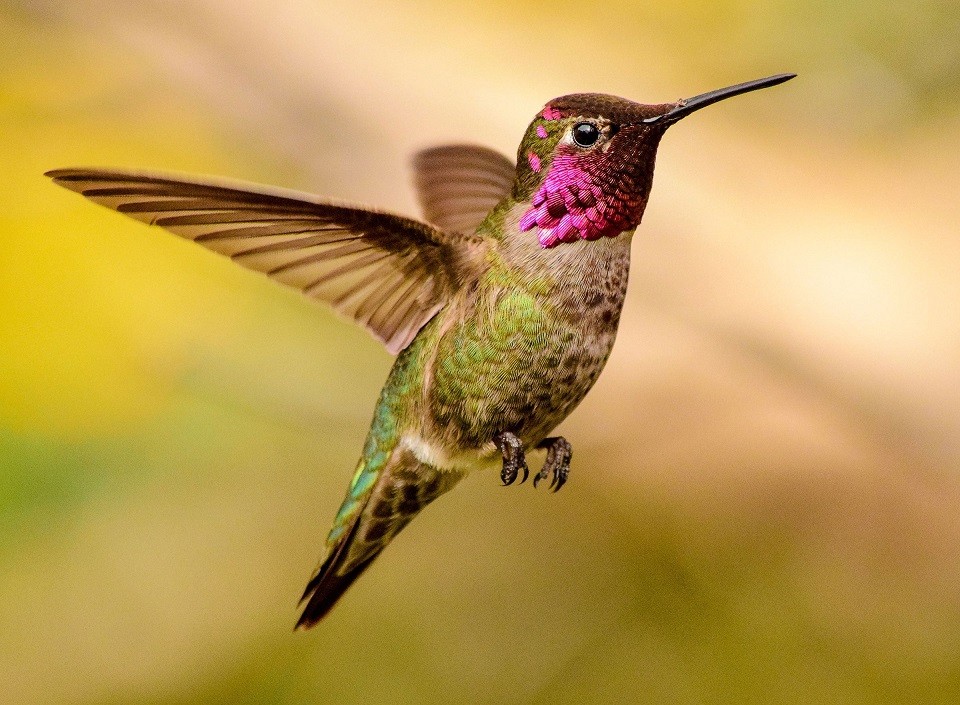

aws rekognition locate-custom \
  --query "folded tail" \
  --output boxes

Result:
[296,446,463,629]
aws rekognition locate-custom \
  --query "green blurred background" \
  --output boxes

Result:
[2,1,959,703]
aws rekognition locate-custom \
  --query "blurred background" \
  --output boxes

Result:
[2,1,959,702]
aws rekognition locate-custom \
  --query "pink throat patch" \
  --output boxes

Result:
[541,106,562,121]
[519,152,640,248]
[527,151,542,172]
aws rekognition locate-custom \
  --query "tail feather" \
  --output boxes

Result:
[295,518,375,629]
[295,447,463,629]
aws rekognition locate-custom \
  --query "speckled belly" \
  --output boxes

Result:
[428,284,622,450]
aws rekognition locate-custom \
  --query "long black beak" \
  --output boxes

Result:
[643,73,796,125]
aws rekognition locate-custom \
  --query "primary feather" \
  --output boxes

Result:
[411,144,515,233]
[46,168,482,353]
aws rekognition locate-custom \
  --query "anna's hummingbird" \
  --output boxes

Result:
[47,73,795,629]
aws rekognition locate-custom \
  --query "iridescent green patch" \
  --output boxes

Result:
[350,469,377,496]
[334,498,360,525]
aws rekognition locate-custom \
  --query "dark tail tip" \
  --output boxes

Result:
[294,557,375,630]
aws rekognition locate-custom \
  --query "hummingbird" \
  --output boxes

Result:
[47,73,795,629]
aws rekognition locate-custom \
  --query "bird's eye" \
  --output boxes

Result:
[572,122,601,148]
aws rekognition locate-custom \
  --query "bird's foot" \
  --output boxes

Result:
[493,431,529,486]
[534,437,572,492]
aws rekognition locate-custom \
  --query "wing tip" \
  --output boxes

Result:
[45,167,102,180]
[411,143,514,166]
[44,167,78,183]
[45,167,117,193]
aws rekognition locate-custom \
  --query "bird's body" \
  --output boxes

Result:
[300,200,635,621]
[47,73,794,628]
[412,207,632,458]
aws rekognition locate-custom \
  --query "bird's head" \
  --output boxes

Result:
[514,74,795,248]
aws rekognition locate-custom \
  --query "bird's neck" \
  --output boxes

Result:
[516,153,650,248]
[482,199,634,308]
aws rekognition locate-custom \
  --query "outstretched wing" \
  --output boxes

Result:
[411,145,515,234]
[47,168,478,354]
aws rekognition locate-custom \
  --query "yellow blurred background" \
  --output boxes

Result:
[2,1,959,703]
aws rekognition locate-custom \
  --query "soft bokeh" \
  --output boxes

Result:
[2,1,959,703]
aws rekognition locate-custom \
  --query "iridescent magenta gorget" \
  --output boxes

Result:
[519,104,656,248]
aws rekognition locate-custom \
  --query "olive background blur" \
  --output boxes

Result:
[2,1,959,703]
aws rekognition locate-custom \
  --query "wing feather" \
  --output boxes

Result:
[47,168,479,353]
[411,145,515,234]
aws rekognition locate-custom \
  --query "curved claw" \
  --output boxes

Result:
[551,465,568,492]
[494,431,528,487]
[535,437,572,492]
